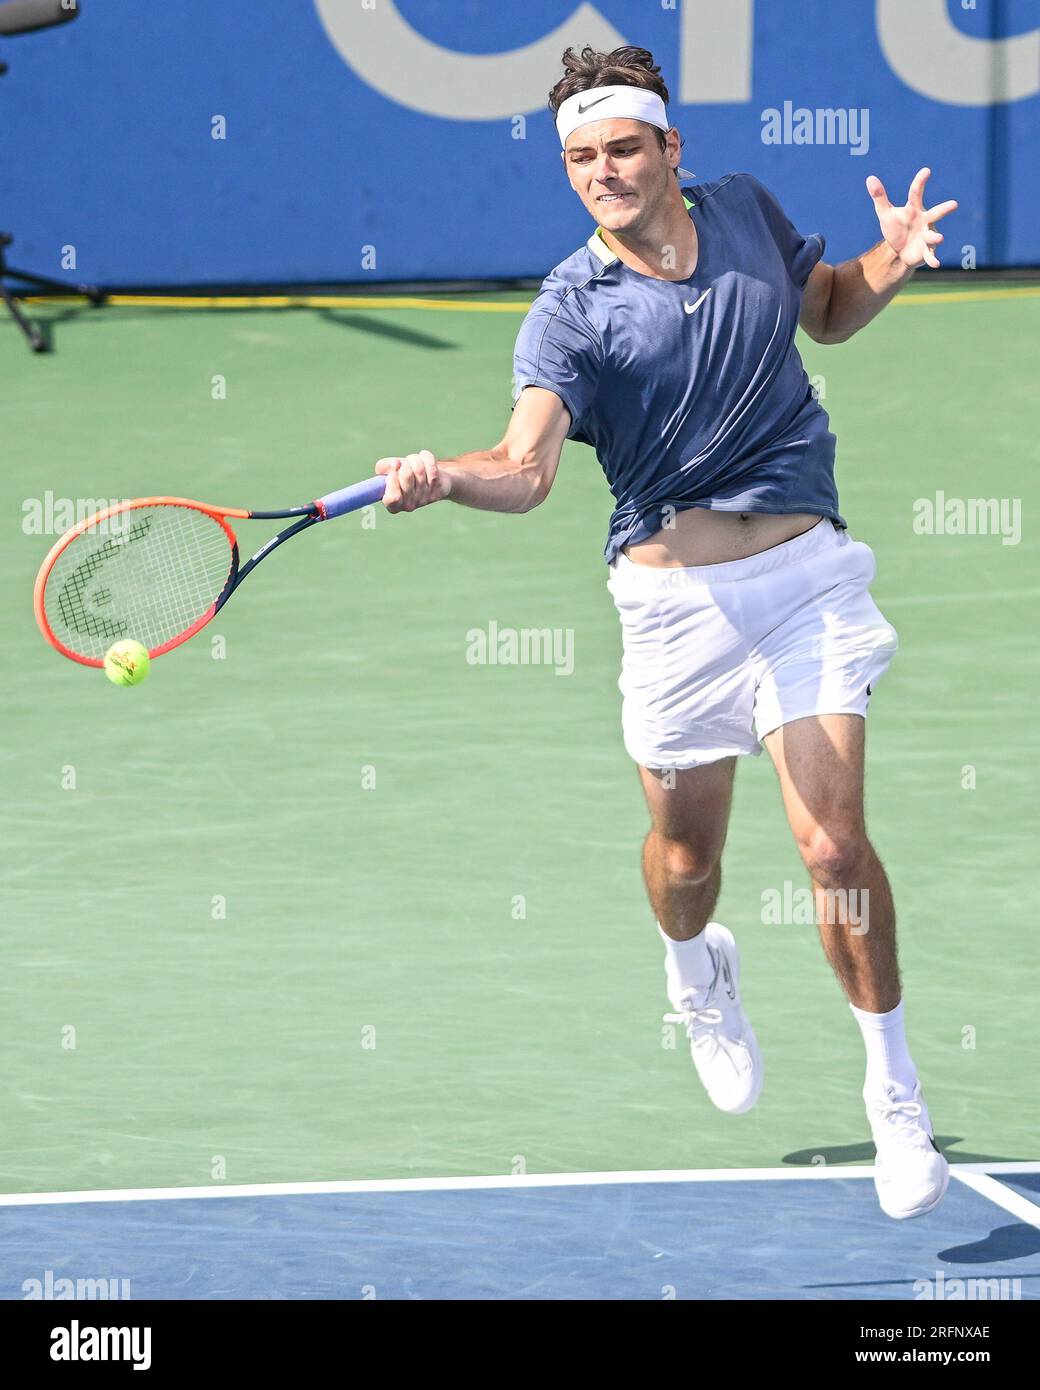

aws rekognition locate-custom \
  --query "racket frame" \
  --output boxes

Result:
[34,496,316,667]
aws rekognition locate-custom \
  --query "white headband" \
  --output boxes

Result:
[555,85,695,178]
[556,85,668,146]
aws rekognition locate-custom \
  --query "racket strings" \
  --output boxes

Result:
[45,506,235,660]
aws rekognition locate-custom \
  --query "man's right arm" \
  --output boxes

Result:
[375,386,571,515]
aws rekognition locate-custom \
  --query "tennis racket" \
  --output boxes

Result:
[33,476,387,667]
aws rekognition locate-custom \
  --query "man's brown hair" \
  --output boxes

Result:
[549,46,670,153]
[548,45,670,113]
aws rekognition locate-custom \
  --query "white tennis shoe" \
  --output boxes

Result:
[864,1080,949,1219]
[663,922,763,1115]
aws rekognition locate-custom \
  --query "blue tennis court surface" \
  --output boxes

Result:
[3,1168,1038,1300]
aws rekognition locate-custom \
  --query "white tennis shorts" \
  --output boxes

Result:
[606,519,898,769]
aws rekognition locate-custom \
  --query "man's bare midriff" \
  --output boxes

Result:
[622,508,824,567]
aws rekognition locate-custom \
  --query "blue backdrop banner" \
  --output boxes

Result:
[3,0,1037,285]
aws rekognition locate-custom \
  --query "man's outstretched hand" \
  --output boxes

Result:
[866,167,958,270]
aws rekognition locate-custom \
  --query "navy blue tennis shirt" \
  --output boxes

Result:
[512,173,845,563]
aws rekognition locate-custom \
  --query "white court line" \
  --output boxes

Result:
[950,1171,1040,1229]
[0,1161,1038,1208]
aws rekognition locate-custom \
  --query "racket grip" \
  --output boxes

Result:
[315,476,387,519]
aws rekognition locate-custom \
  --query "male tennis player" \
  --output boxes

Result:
[373,46,957,1220]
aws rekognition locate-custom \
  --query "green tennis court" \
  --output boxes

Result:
[2,285,1036,1208]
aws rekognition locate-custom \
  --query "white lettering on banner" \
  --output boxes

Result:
[877,0,1040,105]
[313,1,625,120]
[314,0,1039,116]
[680,0,753,103]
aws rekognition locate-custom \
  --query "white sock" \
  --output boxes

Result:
[658,922,716,1002]
[849,999,918,1099]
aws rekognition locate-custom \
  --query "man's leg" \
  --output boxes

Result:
[638,756,762,1114]
[638,757,736,943]
[762,712,948,1218]
[760,713,898,1012]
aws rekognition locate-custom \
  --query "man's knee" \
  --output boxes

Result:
[797,825,869,887]
[650,832,721,887]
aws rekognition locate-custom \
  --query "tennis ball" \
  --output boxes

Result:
[103,640,151,687]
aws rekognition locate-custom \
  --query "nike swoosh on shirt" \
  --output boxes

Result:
[684,289,712,315]
[577,94,613,114]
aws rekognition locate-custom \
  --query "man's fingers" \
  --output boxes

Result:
[413,450,436,492]
[866,174,890,207]
[926,199,958,223]
[399,454,432,511]
[406,450,442,501]
[925,230,944,246]
[395,466,418,514]
[381,468,402,509]
[908,166,930,208]
[375,451,445,512]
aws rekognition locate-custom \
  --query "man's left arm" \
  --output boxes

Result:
[800,167,957,345]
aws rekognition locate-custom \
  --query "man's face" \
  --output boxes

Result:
[562,118,679,234]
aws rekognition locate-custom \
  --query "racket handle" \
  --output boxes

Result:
[315,476,387,520]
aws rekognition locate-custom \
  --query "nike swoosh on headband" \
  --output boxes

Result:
[577,94,613,114]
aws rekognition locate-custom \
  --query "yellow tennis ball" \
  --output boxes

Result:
[103,640,151,687]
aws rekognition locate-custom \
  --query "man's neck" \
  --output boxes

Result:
[599,185,698,281]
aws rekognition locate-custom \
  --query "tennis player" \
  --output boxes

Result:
[374,46,957,1220]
